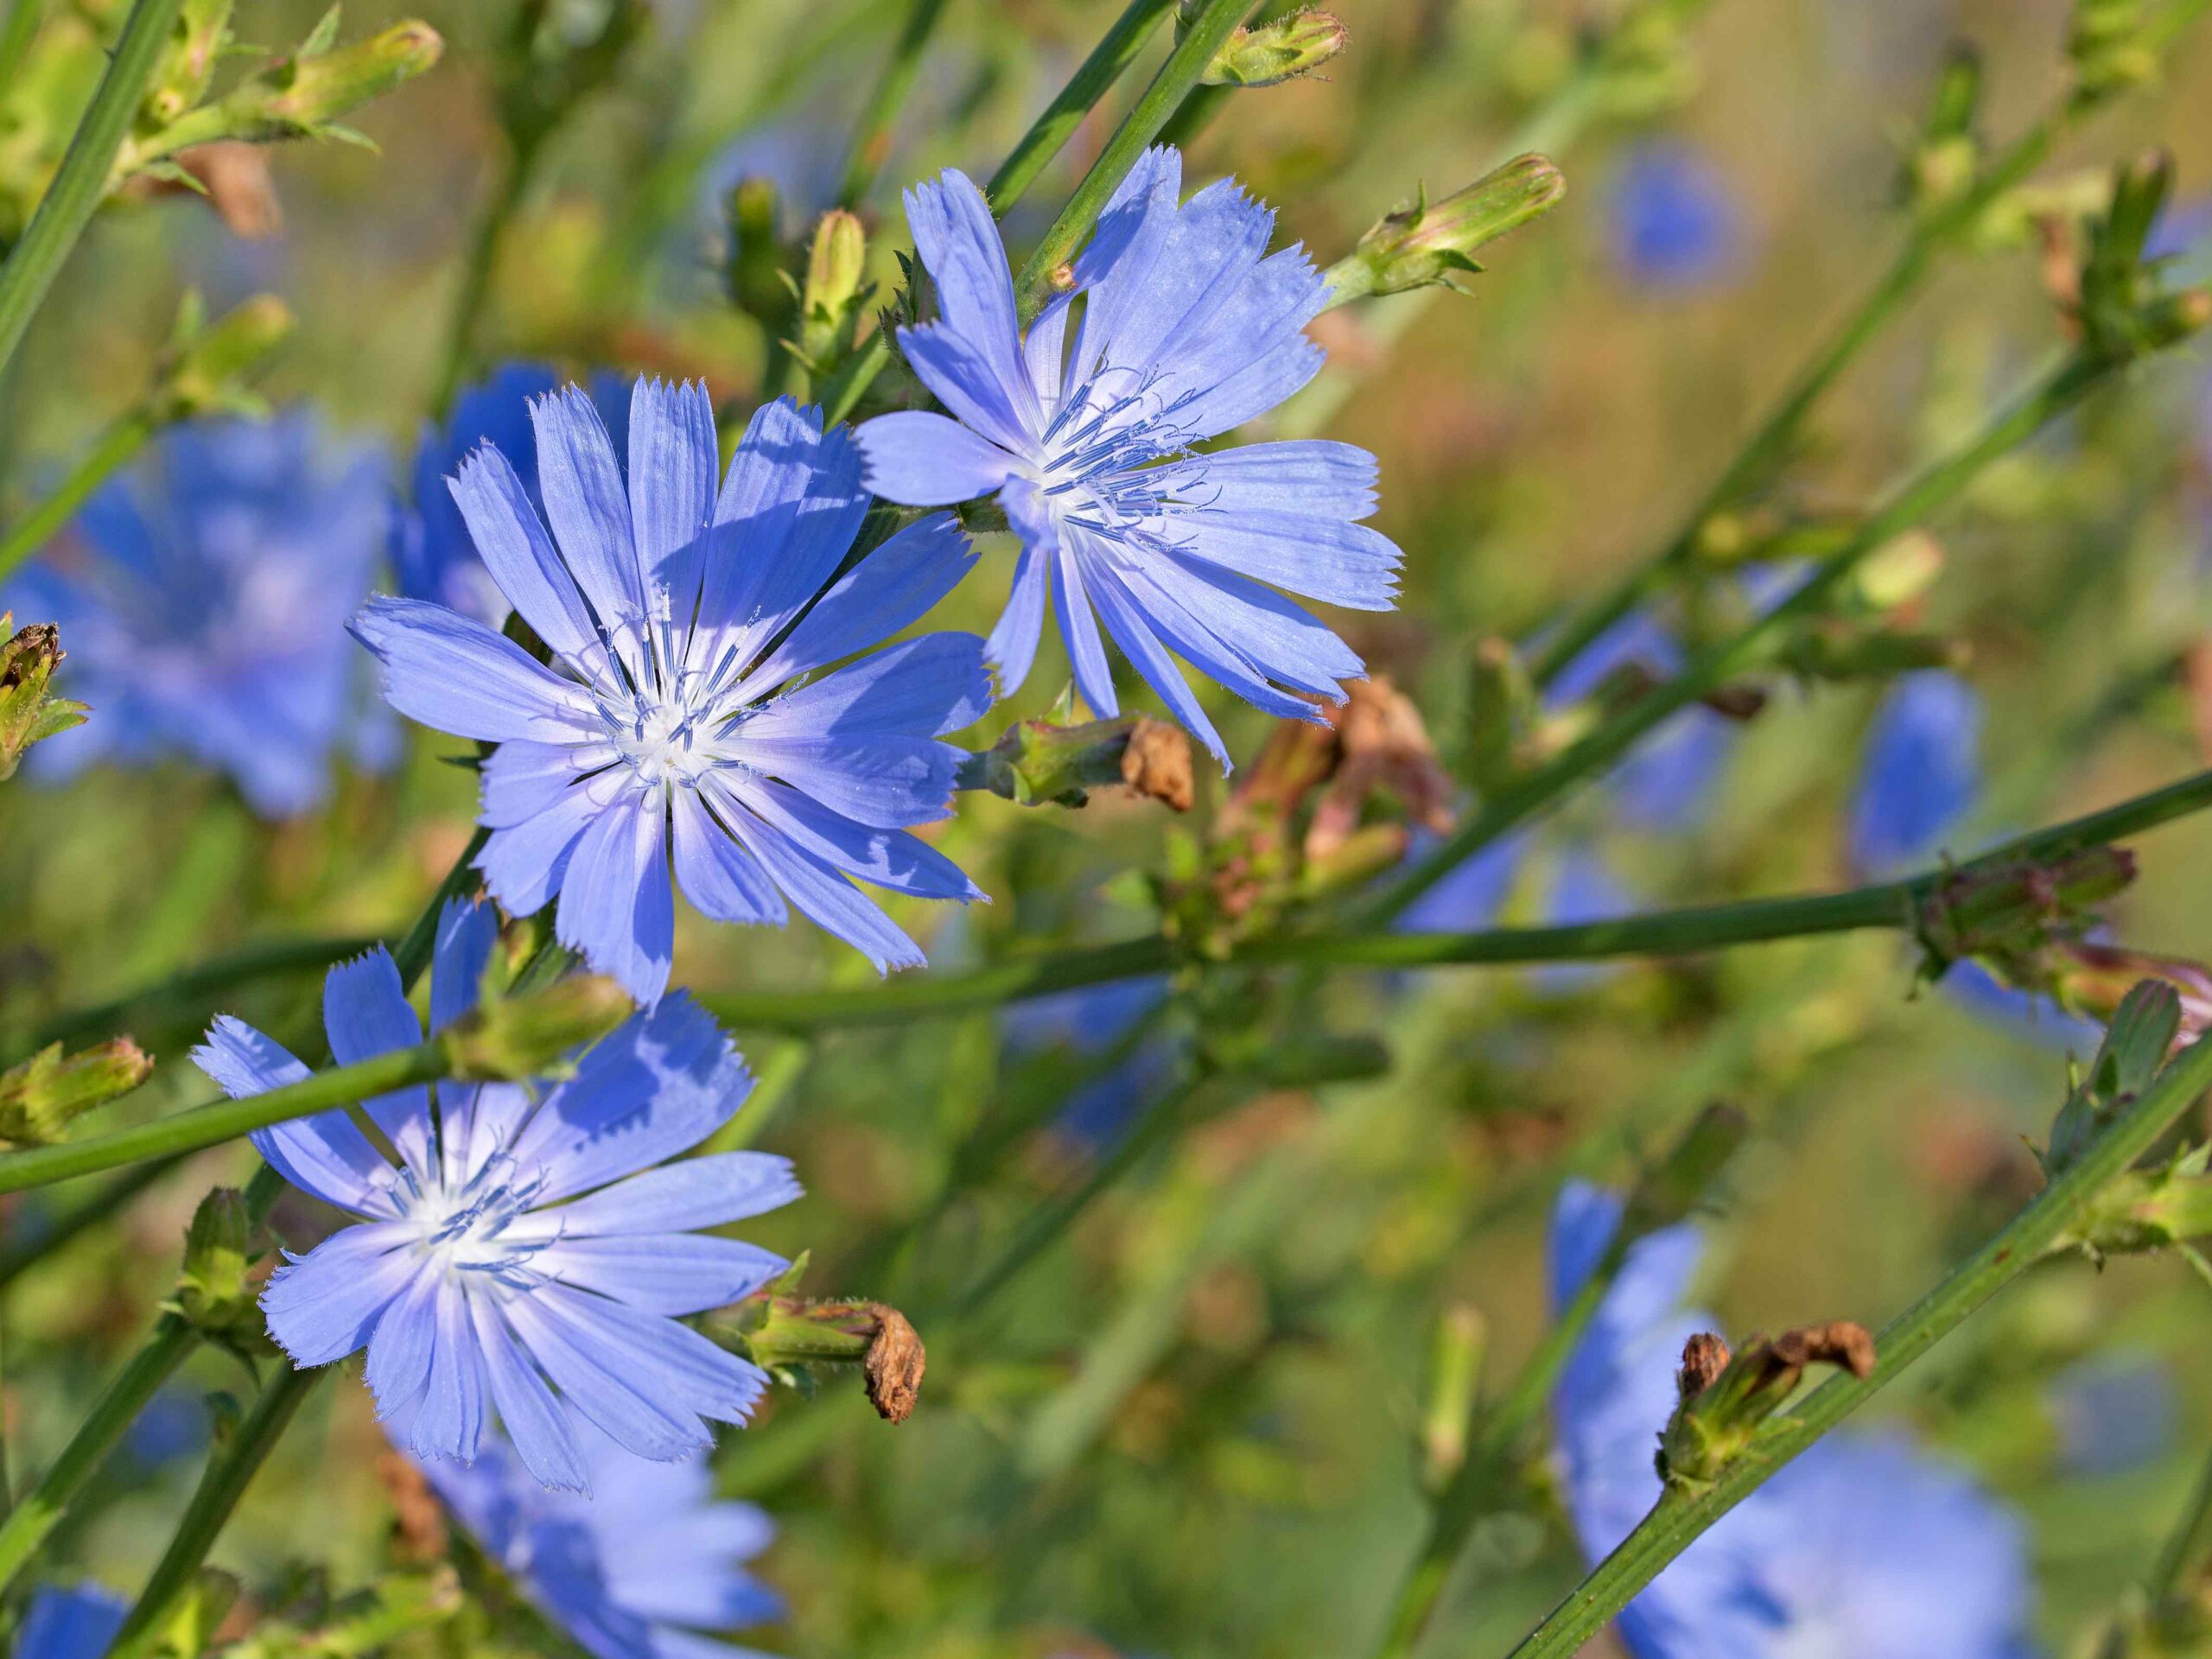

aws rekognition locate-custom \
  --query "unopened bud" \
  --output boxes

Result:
[175,1187,258,1335]
[1200,10,1349,88]
[0,616,89,781]
[1914,844,2137,982]
[144,0,238,125]
[2044,979,2183,1173]
[727,177,792,328]
[726,1271,928,1423]
[440,975,633,1082]
[1906,48,1982,219]
[1326,155,1567,304]
[2070,0,2163,109]
[791,210,872,384]
[963,715,1191,810]
[1658,1322,1876,1488]
[149,15,442,156]
[0,1039,153,1146]
[2059,1140,2212,1263]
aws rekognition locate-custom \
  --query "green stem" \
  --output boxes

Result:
[2146,1442,2212,1602]
[0,410,154,586]
[391,825,490,987]
[1501,1029,2212,1659]
[0,0,186,380]
[702,764,2212,1029]
[1528,112,2061,687]
[0,1,46,110]
[985,0,1180,208]
[1010,0,1255,320]
[111,1362,315,1657]
[836,0,953,207]
[0,1039,458,1195]
[1370,345,2126,927]
[0,1317,197,1595]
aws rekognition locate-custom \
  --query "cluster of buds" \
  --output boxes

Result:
[785,211,874,393]
[959,713,1194,812]
[439,972,633,1084]
[1910,843,2137,991]
[718,1256,926,1423]
[2072,152,2212,359]
[1182,6,1351,89]
[0,1037,152,1147]
[2043,980,2180,1176]
[147,291,296,423]
[1324,155,1566,305]
[0,614,88,783]
[1904,47,1983,221]
[1657,1322,1877,1490]
[2069,0,2171,110]
[173,1187,265,1344]
[1158,677,1455,955]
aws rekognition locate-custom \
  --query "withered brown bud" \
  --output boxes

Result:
[862,1306,926,1423]
[1306,675,1456,861]
[1120,716,1195,811]
[1676,1331,1732,1401]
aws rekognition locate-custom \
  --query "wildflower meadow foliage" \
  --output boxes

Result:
[2,3,2212,1659]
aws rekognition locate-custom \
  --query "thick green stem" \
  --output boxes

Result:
[0,1041,456,1195]
[2147,1442,2212,1602]
[1529,115,2060,686]
[702,765,2212,1029]
[0,0,186,379]
[985,0,1181,208]
[1370,346,2126,927]
[1500,1030,2212,1659]
[0,0,44,92]
[1010,0,1255,320]
[0,410,155,587]
[111,1363,315,1657]
[836,0,953,207]
[0,1317,196,1593]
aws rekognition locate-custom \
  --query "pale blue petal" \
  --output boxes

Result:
[481,740,619,830]
[902,169,1038,427]
[499,1291,711,1461]
[353,598,600,743]
[1069,146,1183,371]
[553,784,674,1005]
[742,633,991,742]
[470,1297,588,1491]
[627,378,719,632]
[1181,334,1325,437]
[532,1283,769,1423]
[1140,555,1366,697]
[430,897,499,1035]
[1054,543,1120,720]
[725,775,982,899]
[986,543,1050,698]
[1172,508,1401,609]
[364,1267,442,1420]
[1150,243,1327,409]
[1084,562,1227,764]
[671,786,787,926]
[510,995,750,1201]
[855,410,1016,505]
[730,512,974,694]
[478,772,615,918]
[532,386,649,672]
[323,947,435,1179]
[1086,177,1273,377]
[727,734,958,829]
[530,1151,800,1236]
[724,807,926,972]
[894,323,1036,455]
[540,1235,786,1314]
[1163,439,1376,518]
[448,442,619,682]
[261,1223,420,1367]
[406,1285,487,1463]
[194,1016,399,1218]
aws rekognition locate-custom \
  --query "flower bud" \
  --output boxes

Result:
[0,615,89,781]
[1658,1322,1876,1489]
[156,292,295,422]
[791,210,872,384]
[143,0,238,126]
[1198,10,1350,88]
[149,13,443,156]
[2044,979,2183,1174]
[175,1186,258,1335]
[1326,155,1567,304]
[2070,0,2163,109]
[1914,844,2137,984]
[963,715,1193,810]
[1905,47,1983,219]
[724,1267,929,1423]
[440,975,633,1083]
[725,177,793,331]
[0,1039,152,1147]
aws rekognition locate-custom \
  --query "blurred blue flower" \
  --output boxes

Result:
[1001,976,1173,1147]
[123,1387,207,1468]
[1848,671,1982,877]
[193,899,799,1491]
[1936,957,2104,1050]
[1550,1182,2033,1659]
[393,364,631,627]
[1610,141,1740,290]
[16,1585,126,1659]
[4,413,392,817]
[354,382,990,1001]
[411,1418,781,1659]
[2048,1355,2177,1478]
[1542,607,1736,833]
[856,149,1402,766]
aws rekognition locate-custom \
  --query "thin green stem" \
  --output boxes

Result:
[1010,0,1255,320]
[836,0,954,207]
[1501,1029,2212,1659]
[0,410,154,586]
[1529,114,2061,686]
[391,825,491,986]
[701,763,2212,1029]
[0,1,47,109]
[2146,1442,2212,1602]
[0,1040,457,1195]
[0,1318,197,1594]
[111,1362,315,1657]
[0,0,186,379]
[1370,345,2126,927]
[984,0,1180,208]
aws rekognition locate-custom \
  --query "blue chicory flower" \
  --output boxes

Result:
[855,147,1402,766]
[2048,1355,2177,1478]
[1611,141,1740,291]
[353,381,993,1002]
[1001,976,1173,1147]
[1847,671,1983,878]
[15,1586,126,1659]
[1550,1182,2033,1659]
[193,899,800,1492]
[409,1416,782,1659]
[393,364,631,627]
[4,413,392,817]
